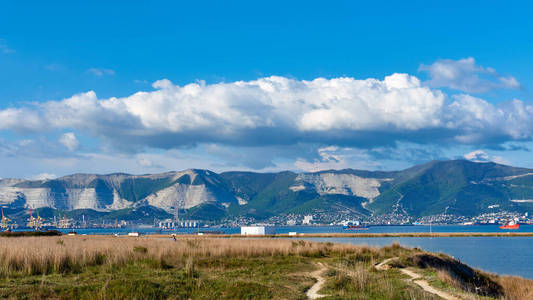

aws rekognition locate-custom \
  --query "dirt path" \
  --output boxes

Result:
[375,257,396,271]
[307,262,328,299]
[375,258,462,300]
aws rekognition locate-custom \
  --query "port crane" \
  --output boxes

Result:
[58,215,72,229]
[173,197,185,228]
[27,209,44,230]
[1,208,11,230]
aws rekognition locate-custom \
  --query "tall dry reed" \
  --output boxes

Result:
[497,275,533,300]
[0,236,367,276]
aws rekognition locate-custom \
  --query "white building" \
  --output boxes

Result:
[302,215,313,225]
[240,226,275,235]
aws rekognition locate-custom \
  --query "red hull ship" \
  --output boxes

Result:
[499,221,519,230]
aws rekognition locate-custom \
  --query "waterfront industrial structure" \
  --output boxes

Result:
[0,208,11,230]
[158,219,200,229]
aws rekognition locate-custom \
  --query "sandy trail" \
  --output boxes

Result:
[375,257,396,271]
[307,262,328,299]
[375,258,462,300]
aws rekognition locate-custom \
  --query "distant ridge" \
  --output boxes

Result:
[1,160,533,221]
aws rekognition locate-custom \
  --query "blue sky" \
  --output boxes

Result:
[1,0,533,178]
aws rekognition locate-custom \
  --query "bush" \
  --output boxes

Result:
[133,246,148,254]
[0,230,62,237]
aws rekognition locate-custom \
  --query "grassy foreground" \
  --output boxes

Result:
[0,236,531,299]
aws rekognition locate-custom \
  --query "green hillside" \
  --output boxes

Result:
[4,160,533,221]
[221,171,370,218]
[369,160,533,217]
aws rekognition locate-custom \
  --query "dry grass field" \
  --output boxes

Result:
[0,236,530,299]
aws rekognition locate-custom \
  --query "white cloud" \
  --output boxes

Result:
[0,137,79,159]
[59,132,79,151]
[0,107,44,132]
[294,142,446,172]
[136,156,164,169]
[294,146,386,172]
[0,70,532,160]
[87,68,115,77]
[419,57,520,93]
[295,146,350,172]
[0,74,446,146]
[464,150,510,165]
[137,158,153,167]
[447,94,533,144]
[0,148,221,179]
[492,156,511,165]
[464,150,490,162]
[30,173,57,180]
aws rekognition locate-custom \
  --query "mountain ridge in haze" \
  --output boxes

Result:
[1,160,533,221]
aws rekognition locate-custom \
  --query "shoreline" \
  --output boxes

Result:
[5,230,533,238]
[150,232,533,238]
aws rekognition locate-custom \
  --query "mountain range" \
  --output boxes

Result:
[1,160,533,222]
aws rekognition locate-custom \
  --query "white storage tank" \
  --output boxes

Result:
[240,226,275,235]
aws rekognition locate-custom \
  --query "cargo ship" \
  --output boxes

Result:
[342,220,369,230]
[499,220,519,230]
[344,225,369,230]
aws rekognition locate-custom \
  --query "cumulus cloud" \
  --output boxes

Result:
[0,72,532,163]
[30,173,57,180]
[59,132,79,151]
[0,137,80,161]
[419,57,520,93]
[87,68,115,77]
[464,150,490,162]
[137,158,153,167]
[295,143,446,172]
[295,146,353,172]
[135,156,164,169]
[463,150,510,165]
[447,94,533,144]
[0,74,445,148]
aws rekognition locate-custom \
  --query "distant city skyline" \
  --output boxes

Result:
[1,1,533,179]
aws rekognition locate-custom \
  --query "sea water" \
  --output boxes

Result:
[304,236,533,279]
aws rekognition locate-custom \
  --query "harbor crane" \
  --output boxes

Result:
[27,209,44,230]
[1,208,11,230]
